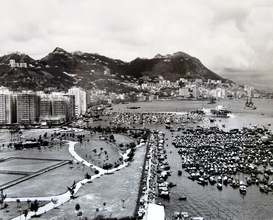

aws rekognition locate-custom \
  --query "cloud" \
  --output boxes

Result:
[0,0,272,89]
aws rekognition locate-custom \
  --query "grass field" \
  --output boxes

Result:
[0,158,60,173]
[4,163,90,198]
[0,128,147,219]
[0,173,25,186]
[41,144,146,219]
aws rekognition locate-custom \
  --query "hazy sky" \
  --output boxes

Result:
[1,0,272,90]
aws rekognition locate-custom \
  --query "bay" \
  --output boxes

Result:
[112,99,273,220]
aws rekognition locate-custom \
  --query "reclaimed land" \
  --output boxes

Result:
[0,128,147,219]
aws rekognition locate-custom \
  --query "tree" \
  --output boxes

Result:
[23,209,28,220]
[95,208,99,217]
[68,180,77,199]
[27,199,31,209]
[103,202,106,210]
[121,199,125,208]
[30,200,39,216]
[109,134,115,142]
[0,190,7,209]
[75,203,81,215]
[16,198,20,207]
[51,198,58,208]
[85,172,91,179]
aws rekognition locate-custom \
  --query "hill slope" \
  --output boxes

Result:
[0,48,226,92]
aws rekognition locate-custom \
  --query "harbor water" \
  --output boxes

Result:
[112,99,273,220]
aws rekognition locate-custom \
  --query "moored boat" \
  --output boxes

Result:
[239,185,247,194]
[179,196,187,201]
[217,183,223,190]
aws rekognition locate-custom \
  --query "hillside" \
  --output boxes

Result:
[0,48,227,92]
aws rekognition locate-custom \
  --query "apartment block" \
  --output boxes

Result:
[0,93,12,124]
[68,87,87,116]
[16,92,40,124]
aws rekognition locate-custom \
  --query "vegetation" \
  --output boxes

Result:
[30,200,39,216]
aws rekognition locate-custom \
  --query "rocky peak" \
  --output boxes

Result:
[52,47,70,55]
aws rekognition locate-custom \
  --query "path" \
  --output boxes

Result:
[5,141,134,220]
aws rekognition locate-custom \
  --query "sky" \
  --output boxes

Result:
[1,0,272,91]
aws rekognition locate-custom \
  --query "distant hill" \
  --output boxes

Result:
[127,51,222,81]
[0,48,228,92]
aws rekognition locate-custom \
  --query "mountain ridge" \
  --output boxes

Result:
[0,47,229,92]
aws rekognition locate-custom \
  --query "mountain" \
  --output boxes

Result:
[0,48,227,92]
[127,51,222,82]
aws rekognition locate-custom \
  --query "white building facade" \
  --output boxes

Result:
[68,87,87,116]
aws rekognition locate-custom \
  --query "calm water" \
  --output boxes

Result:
[113,99,273,220]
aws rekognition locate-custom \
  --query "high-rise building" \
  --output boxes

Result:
[68,87,87,116]
[64,94,75,121]
[51,96,67,118]
[16,92,40,124]
[0,93,12,124]
[40,96,51,118]
[39,93,75,125]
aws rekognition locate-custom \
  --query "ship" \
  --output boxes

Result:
[210,105,231,118]
[244,97,257,110]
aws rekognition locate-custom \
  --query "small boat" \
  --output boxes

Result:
[178,170,182,176]
[178,196,187,201]
[191,217,205,220]
[159,191,170,199]
[244,97,257,110]
[209,176,216,185]
[217,183,223,190]
[127,106,140,109]
[197,177,208,186]
[239,185,247,194]
[260,185,269,193]
[168,182,177,187]
[174,211,189,219]
[209,118,215,123]
[181,212,189,218]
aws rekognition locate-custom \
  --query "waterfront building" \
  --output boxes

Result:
[195,78,203,84]
[214,88,227,99]
[137,93,146,102]
[245,85,254,97]
[192,86,200,99]
[68,87,87,116]
[179,88,190,98]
